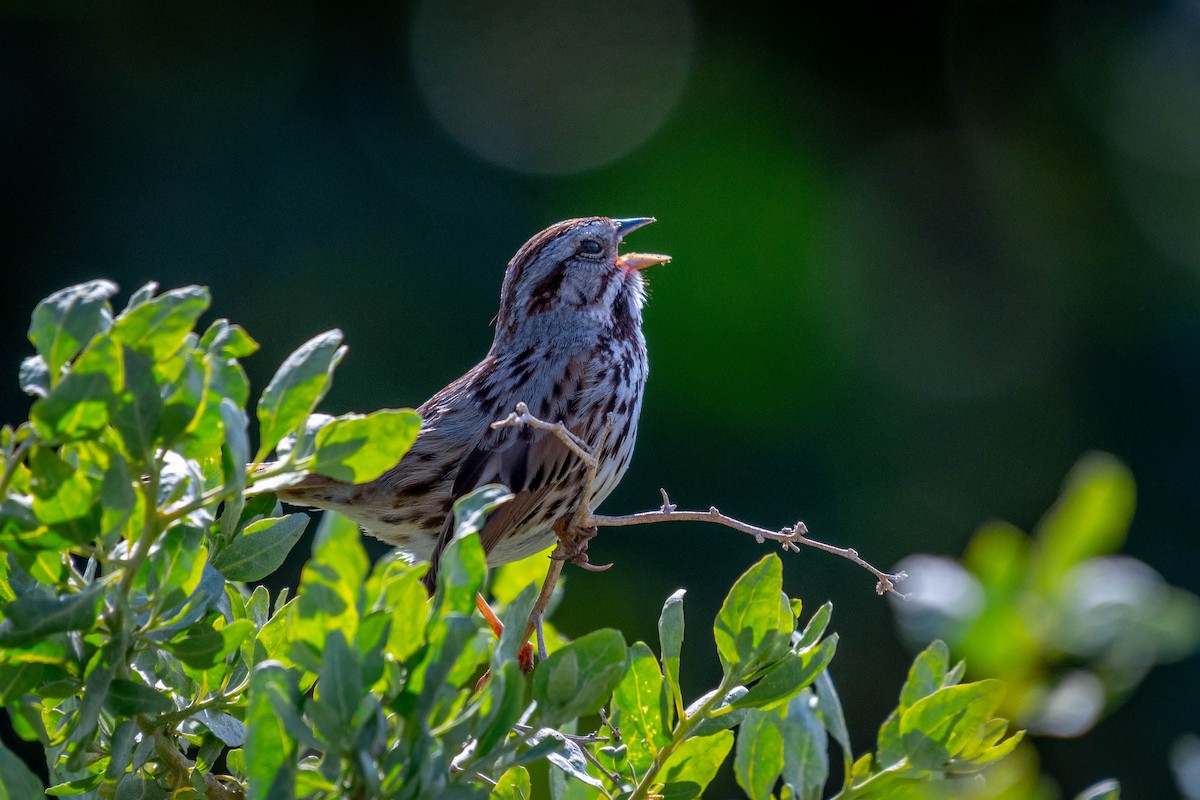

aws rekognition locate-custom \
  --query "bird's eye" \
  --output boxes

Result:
[578,239,603,255]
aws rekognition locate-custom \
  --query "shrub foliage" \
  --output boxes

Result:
[0,282,1114,799]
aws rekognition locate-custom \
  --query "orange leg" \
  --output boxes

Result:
[475,593,536,675]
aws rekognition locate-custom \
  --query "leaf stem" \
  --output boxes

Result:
[0,435,32,499]
[626,677,732,800]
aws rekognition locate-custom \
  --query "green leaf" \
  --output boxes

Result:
[30,333,122,442]
[814,672,852,784]
[212,514,309,582]
[196,710,246,747]
[245,662,299,800]
[613,641,667,772]
[290,511,369,665]
[0,581,104,646]
[659,729,734,799]
[779,691,829,800]
[200,318,259,359]
[794,601,832,651]
[255,330,346,460]
[219,398,250,496]
[108,347,158,463]
[68,635,124,765]
[490,766,531,800]
[713,555,789,677]
[311,409,421,483]
[659,588,686,720]
[111,285,210,362]
[534,629,628,724]
[453,484,515,540]
[28,446,95,527]
[735,708,784,800]
[28,279,118,380]
[104,678,175,715]
[105,720,138,780]
[474,660,526,762]
[899,679,1005,769]
[729,635,837,711]
[0,740,45,799]
[315,629,363,737]
[530,728,606,792]
[1032,452,1135,595]
[899,639,949,710]
[165,618,255,670]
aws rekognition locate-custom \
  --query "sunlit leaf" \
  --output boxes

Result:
[534,629,627,724]
[255,330,345,461]
[490,766,531,800]
[899,679,1005,769]
[659,729,733,799]
[659,588,686,720]
[735,708,784,800]
[28,279,117,380]
[31,333,122,442]
[111,285,210,362]
[729,635,836,711]
[245,662,299,800]
[311,409,421,483]
[613,641,667,772]
[713,555,789,677]
[212,514,309,582]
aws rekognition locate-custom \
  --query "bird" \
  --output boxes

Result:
[277,217,669,594]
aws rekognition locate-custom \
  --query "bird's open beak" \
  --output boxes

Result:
[612,217,671,271]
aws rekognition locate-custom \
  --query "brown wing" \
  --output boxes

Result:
[420,422,573,591]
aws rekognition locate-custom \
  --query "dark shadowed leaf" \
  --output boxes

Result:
[0,581,104,647]
[0,740,44,798]
[780,691,829,800]
[104,678,174,715]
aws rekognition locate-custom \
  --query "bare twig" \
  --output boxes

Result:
[493,403,907,598]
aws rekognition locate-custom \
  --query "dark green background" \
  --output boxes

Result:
[3,2,1198,796]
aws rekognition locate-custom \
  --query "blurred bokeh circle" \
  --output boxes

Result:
[410,0,694,175]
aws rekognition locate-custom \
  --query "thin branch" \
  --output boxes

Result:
[493,404,907,598]
[149,727,243,800]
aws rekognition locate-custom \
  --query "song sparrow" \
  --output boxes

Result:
[279,217,669,591]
